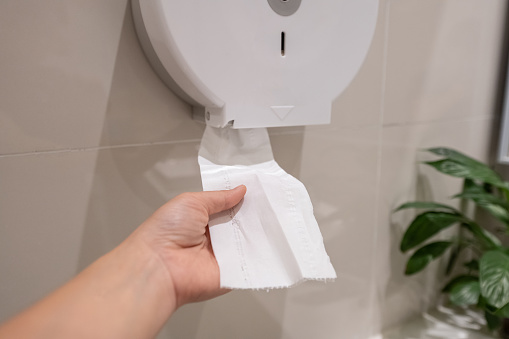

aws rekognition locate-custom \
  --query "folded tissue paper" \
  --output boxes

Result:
[198,126,336,289]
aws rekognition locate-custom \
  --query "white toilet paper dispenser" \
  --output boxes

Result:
[132,0,378,129]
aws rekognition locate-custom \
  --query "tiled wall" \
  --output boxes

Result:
[0,1,506,338]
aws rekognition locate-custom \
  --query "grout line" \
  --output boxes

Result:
[268,112,495,138]
[268,124,381,137]
[368,0,391,334]
[381,114,495,128]
[0,138,203,159]
[1,112,496,159]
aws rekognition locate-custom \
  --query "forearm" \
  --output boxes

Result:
[0,187,245,338]
[0,235,175,339]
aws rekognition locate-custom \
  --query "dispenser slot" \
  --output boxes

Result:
[281,32,286,56]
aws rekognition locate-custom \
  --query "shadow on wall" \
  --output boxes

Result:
[161,290,288,339]
[75,3,310,338]
[492,0,509,180]
[384,171,447,328]
[378,0,445,328]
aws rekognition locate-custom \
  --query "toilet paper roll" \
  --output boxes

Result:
[198,126,336,289]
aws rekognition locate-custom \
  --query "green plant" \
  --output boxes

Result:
[396,147,509,332]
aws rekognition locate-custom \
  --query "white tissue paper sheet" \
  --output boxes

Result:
[198,126,336,289]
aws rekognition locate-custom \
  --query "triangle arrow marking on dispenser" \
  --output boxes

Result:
[271,106,294,120]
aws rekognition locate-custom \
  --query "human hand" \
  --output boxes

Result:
[132,185,247,309]
[0,186,247,339]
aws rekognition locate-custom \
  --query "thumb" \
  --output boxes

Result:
[198,185,247,216]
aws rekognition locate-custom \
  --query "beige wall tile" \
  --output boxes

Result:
[0,151,97,320]
[279,127,379,339]
[0,0,126,154]
[0,0,203,155]
[0,141,203,322]
[94,4,205,147]
[373,117,495,331]
[75,142,203,269]
[384,0,506,125]
[330,0,387,129]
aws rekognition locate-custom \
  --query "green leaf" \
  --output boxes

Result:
[449,280,480,306]
[442,275,478,293]
[454,189,509,226]
[484,310,502,331]
[460,219,500,248]
[481,229,502,248]
[445,243,461,275]
[426,148,503,186]
[405,241,452,275]
[483,204,509,226]
[425,159,506,189]
[400,212,463,252]
[454,191,508,208]
[464,259,479,271]
[427,148,486,167]
[394,201,459,213]
[463,178,477,190]
[478,295,499,313]
[461,222,501,250]
[480,251,509,308]
[495,303,509,318]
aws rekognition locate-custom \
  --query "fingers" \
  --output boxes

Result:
[198,185,247,216]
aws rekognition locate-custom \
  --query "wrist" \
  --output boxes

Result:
[122,229,177,305]
[107,231,178,332]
